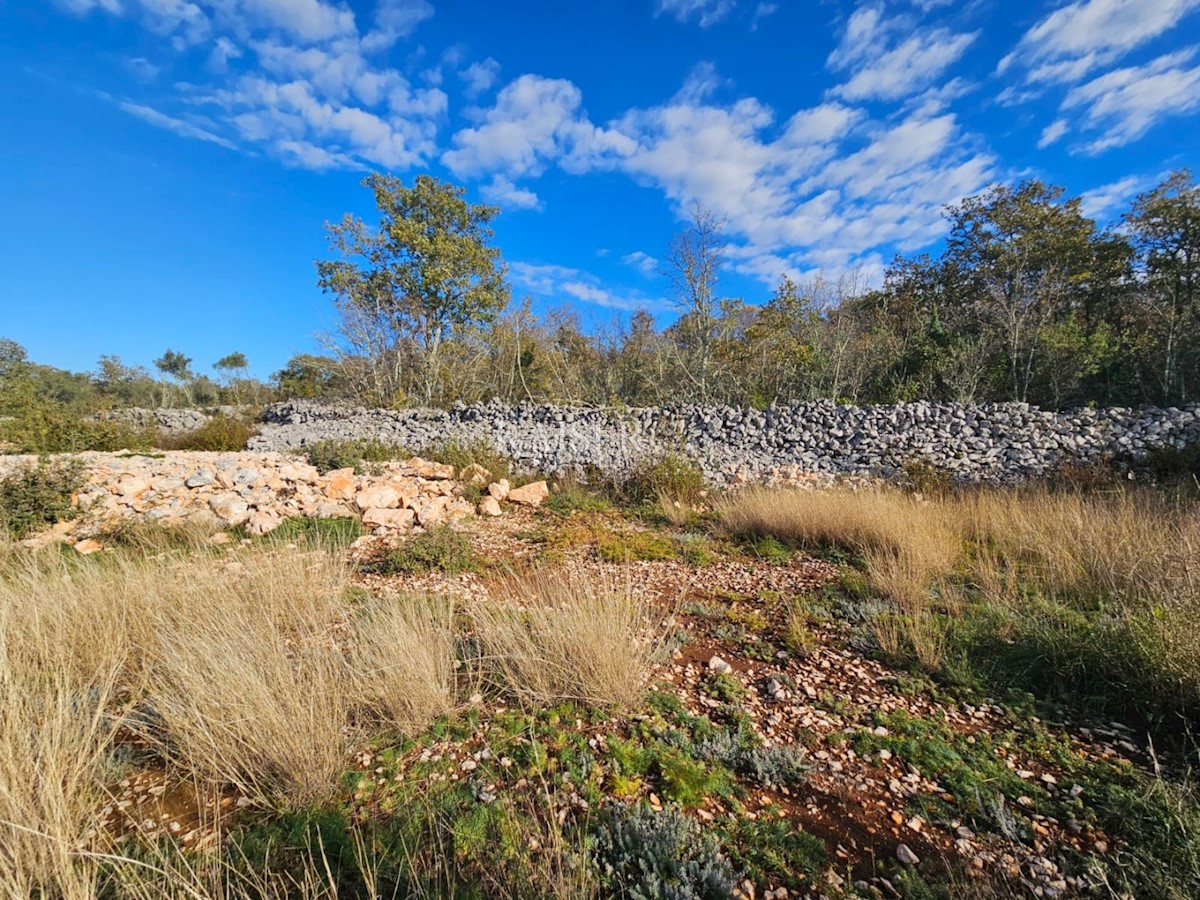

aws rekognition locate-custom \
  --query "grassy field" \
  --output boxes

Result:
[4,457,1200,898]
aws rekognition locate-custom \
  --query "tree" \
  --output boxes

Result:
[664,203,726,403]
[1125,170,1200,404]
[154,349,193,407]
[317,173,509,406]
[942,181,1111,402]
[214,351,250,404]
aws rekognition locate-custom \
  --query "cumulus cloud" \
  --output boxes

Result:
[999,0,1200,84]
[826,3,978,102]
[655,0,736,28]
[442,74,632,179]
[480,174,541,210]
[361,0,433,51]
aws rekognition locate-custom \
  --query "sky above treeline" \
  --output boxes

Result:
[3,0,1199,379]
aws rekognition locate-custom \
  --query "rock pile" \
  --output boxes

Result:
[248,399,1200,484]
[0,451,546,547]
[103,406,243,432]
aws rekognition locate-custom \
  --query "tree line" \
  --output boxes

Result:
[4,169,1198,416]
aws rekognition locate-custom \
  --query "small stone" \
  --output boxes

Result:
[708,655,733,674]
[896,844,920,866]
[478,495,503,517]
[487,479,511,501]
[186,469,215,488]
[208,532,232,545]
[362,507,415,531]
[73,538,103,555]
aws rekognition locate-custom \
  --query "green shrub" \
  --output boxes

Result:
[303,439,407,474]
[592,803,737,900]
[0,401,153,453]
[255,516,364,549]
[901,457,955,495]
[621,453,707,506]
[380,525,478,575]
[0,460,83,538]
[154,415,259,452]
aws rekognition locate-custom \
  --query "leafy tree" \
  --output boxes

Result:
[214,351,250,403]
[942,181,1116,402]
[317,173,509,406]
[1125,170,1200,404]
[154,349,193,407]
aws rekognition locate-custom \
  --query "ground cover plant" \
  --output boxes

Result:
[6,454,1200,898]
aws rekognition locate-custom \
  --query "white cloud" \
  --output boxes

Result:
[1038,118,1068,148]
[459,57,500,97]
[480,175,541,210]
[119,100,237,148]
[1079,175,1145,220]
[655,0,735,28]
[208,35,242,71]
[361,0,433,52]
[622,251,659,276]
[999,0,1200,84]
[442,74,632,179]
[826,3,978,102]
[125,56,160,80]
[510,262,661,312]
[57,0,123,12]
[750,2,776,31]
[1062,49,1200,153]
[232,0,356,43]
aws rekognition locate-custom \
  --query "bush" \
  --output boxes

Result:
[0,460,83,538]
[381,526,478,575]
[303,438,407,474]
[592,803,737,900]
[621,453,707,507]
[0,401,153,453]
[154,415,258,452]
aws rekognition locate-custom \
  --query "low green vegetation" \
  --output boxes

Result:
[0,459,83,538]
[378,525,480,575]
[303,438,408,474]
[153,414,259,452]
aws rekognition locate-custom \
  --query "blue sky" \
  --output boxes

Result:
[3,0,1199,379]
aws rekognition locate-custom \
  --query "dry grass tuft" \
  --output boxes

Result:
[475,569,670,708]
[349,596,462,734]
[143,549,355,806]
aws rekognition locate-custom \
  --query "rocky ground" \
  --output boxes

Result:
[2,450,548,550]
[37,454,1158,898]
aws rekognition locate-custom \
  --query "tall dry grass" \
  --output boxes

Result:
[0,525,665,895]
[475,569,670,708]
[718,484,1200,676]
[349,596,462,734]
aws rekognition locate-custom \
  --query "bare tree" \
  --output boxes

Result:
[663,203,726,403]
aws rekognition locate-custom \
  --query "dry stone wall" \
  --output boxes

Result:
[0,451,544,548]
[248,399,1200,484]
